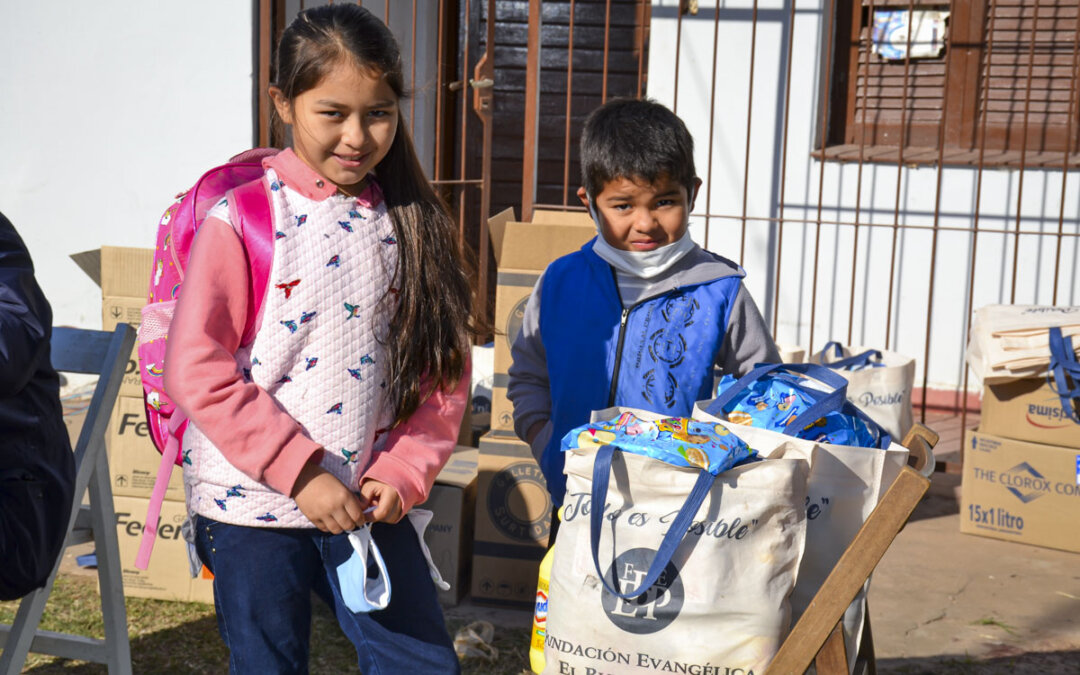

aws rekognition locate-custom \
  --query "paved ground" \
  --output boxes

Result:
[866,410,1079,673]
[869,467,1080,674]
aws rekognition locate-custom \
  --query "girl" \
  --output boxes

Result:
[163,5,473,673]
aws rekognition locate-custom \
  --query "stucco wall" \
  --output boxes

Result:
[0,1,254,328]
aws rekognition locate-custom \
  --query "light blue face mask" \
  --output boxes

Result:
[586,192,699,279]
[336,524,391,613]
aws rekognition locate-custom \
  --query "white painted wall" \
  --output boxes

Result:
[0,1,254,328]
[648,0,1080,391]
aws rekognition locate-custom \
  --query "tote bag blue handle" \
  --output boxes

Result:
[589,444,714,600]
[818,341,883,370]
[1048,327,1080,423]
[705,362,849,422]
[704,362,891,447]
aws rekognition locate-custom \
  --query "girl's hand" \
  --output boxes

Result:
[358,479,403,523]
[291,463,366,533]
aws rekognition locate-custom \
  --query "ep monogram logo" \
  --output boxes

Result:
[600,547,684,634]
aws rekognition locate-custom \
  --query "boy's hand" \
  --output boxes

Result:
[292,462,366,533]
[358,479,403,524]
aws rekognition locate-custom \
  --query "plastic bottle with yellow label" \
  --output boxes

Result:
[529,511,559,673]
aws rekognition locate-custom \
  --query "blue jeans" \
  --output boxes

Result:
[194,515,460,674]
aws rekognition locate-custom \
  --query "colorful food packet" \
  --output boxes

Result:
[714,372,884,448]
[562,411,755,475]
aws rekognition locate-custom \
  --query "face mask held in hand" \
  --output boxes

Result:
[336,524,391,613]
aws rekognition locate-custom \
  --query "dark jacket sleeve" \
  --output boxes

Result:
[0,214,51,397]
[0,211,74,601]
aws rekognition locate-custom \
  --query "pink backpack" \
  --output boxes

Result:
[134,148,279,569]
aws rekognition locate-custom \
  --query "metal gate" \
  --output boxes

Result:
[255,1,1080,467]
[520,0,1080,468]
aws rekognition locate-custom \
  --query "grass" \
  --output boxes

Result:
[0,575,531,674]
[972,616,1019,636]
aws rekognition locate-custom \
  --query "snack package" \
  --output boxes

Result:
[714,372,884,449]
[562,411,754,475]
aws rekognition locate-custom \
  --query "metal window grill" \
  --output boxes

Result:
[257,0,1080,469]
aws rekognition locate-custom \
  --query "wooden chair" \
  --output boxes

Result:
[0,324,136,675]
[765,424,939,675]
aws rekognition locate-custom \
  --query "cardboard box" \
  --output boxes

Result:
[107,395,184,502]
[419,446,478,606]
[471,429,551,607]
[981,378,1080,448]
[487,208,594,430]
[113,495,214,603]
[961,429,1080,553]
[71,246,154,398]
[529,209,594,226]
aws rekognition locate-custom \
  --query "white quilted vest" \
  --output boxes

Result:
[183,169,398,527]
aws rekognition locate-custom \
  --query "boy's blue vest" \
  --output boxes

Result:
[539,241,744,506]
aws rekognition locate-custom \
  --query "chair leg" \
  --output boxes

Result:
[856,602,876,675]
[88,450,132,675]
[0,556,63,674]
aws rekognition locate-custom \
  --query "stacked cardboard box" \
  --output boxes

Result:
[487,209,594,432]
[472,209,593,608]
[979,378,1080,448]
[72,246,215,602]
[471,429,552,607]
[962,377,1080,553]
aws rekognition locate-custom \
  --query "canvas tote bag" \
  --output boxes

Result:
[694,364,914,671]
[967,304,1080,383]
[809,341,916,441]
[543,408,811,675]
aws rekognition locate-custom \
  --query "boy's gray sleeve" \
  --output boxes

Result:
[717,283,781,376]
[506,272,552,461]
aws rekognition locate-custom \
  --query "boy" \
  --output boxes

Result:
[507,98,779,510]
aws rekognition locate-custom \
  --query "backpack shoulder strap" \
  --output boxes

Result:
[229,178,275,346]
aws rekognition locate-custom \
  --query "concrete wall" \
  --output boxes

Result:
[648,0,1080,391]
[0,1,255,328]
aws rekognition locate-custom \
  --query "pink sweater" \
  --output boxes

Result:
[163,150,469,513]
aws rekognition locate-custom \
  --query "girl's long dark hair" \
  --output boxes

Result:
[274,4,476,425]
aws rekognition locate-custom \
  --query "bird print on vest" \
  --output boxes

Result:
[276,279,301,299]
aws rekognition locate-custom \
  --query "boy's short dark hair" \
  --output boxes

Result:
[580,98,697,198]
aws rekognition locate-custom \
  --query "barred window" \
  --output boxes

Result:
[821,0,1080,167]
